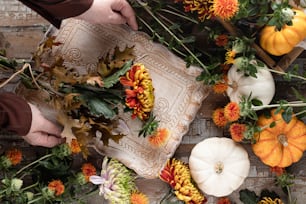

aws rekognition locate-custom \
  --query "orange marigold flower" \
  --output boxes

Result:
[270,166,285,177]
[48,180,65,196]
[148,128,169,147]
[5,148,22,165]
[215,34,229,47]
[229,123,246,142]
[213,75,228,94]
[159,158,206,204]
[130,191,149,204]
[70,139,81,154]
[217,197,232,204]
[212,0,239,20]
[82,163,97,182]
[224,102,240,122]
[212,108,228,127]
[120,63,154,121]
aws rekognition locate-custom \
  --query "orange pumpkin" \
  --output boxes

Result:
[259,9,306,56]
[252,109,306,167]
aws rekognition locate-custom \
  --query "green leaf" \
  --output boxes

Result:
[84,96,116,119]
[103,60,132,88]
[239,189,259,204]
[281,107,293,123]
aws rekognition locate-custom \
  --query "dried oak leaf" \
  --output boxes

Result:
[57,113,82,144]
[98,46,135,77]
[52,65,78,88]
[88,118,125,146]
[63,93,82,110]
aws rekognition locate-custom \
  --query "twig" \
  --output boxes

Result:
[0,63,41,89]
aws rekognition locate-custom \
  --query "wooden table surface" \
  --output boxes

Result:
[0,1,305,203]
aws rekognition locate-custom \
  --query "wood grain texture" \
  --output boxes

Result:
[0,1,305,203]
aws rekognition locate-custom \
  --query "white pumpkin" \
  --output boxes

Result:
[226,62,275,105]
[189,137,250,197]
[289,0,306,8]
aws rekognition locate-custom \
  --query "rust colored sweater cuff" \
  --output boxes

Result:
[19,0,94,28]
[0,92,32,136]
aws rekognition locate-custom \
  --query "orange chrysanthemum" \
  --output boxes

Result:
[212,0,239,20]
[70,139,81,154]
[215,34,229,47]
[270,166,285,177]
[217,197,232,204]
[48,180,65,196]
[81,163,97,182]
[224,102,240,122]
[130,191,149,204]
[160,158,206,203]
[177,0,214,21]
[229,123,246,142]
[148,128,169,147]
[5,148,22,165]
[212,108,228,127]
[120,63,154,121]
[213,75,228,94]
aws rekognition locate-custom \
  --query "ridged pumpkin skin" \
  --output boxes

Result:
[252,109,306,167]
[259,9,306,56]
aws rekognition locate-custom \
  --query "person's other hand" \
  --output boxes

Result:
[22,103,63,148]
[76,0,138,30]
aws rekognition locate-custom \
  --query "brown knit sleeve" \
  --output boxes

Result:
[18,0,94,28]
[0,92,32,136]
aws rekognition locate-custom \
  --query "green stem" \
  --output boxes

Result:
[135,0,209,74]
[27,196,43,204]
[159,8,199,24]
[15,154,53,176]
[267,68,306,81]
[22,182,39,192]
[252,102,306,111]
[137,16,187,57]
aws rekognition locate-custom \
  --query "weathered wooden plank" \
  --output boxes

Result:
[0,0,49,27]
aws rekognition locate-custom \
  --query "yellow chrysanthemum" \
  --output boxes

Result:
[159,158,206,203]
[212,0,239,20]
[258,197,284,204]
[225,49,236,64]
[120,63,155,121]
[176,0,214,21]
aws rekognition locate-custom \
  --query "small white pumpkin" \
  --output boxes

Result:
[226,62,275,105]
[189,137,250,197]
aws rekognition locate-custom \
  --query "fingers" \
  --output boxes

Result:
[111,0,138,30]
[23,133,64,148]
[41,118,62,137]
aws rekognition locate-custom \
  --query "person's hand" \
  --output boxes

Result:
[76,0,138,30]
[22,103,64,148]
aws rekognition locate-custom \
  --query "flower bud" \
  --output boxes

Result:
[11,178,23,191]
[25,191,34,201]
[281,8,294,23]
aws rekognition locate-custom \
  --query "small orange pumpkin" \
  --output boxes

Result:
[252,109,306,167]
[259,9,306,56]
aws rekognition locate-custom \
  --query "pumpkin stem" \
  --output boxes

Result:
[228,81,238,91]
[278,134,288,147]
[214,161,224,174]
